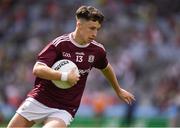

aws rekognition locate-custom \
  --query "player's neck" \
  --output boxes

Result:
[72,31,87,45]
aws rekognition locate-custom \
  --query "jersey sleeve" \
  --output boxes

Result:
[94,49,108,69]
[37,42,58,67]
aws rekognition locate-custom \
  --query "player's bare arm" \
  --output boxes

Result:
[101,63,135,105]
[33,62,79,85]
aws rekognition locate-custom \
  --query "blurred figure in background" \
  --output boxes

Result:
[91,91,113,127]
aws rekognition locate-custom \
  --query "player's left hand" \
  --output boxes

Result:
[118,89,135,105]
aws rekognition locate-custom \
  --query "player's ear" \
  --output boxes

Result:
[77,21,80,27]
[77,20,83,28]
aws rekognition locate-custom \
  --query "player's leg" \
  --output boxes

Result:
[7,113,35,128]
[43,117,67,128]
[43,109,73,128]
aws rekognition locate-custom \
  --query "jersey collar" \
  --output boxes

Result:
[69,33,90,48]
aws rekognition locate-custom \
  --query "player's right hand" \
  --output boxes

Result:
[67,68,80,86]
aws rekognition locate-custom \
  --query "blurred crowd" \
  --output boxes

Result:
[0,0,179,127]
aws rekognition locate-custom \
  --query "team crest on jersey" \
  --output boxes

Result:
[88,55,95,63]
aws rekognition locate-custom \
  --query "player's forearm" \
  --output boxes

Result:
[33,63,61,81]
[101,64,122,93]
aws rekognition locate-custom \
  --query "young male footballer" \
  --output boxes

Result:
[7,5,135,128]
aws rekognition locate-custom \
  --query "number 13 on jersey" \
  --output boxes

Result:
[76,55,83,62]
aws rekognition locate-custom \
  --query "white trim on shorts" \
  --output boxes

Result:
[16,97,73,126]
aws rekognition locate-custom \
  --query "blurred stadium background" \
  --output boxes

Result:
[0,0,180,127]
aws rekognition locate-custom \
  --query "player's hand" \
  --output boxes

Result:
[67,68,80,86]
[118,89,135,105]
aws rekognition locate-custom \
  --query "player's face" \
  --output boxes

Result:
[78,20,101,43]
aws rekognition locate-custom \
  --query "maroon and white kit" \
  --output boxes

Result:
[28,33,108,117]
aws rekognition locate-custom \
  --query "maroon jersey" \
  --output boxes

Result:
[28,33,108,117]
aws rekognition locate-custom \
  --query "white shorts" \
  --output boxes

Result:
[16,97,73,126]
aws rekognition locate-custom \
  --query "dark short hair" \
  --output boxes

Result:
[76,5,104,24]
